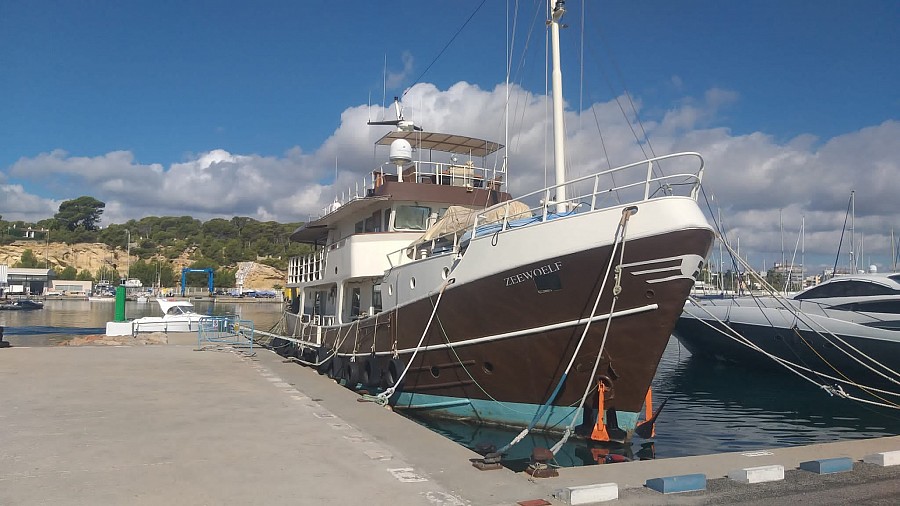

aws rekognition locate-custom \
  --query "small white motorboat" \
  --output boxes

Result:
[131,299,205,333]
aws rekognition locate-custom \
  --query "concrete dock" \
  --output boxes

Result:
[2,338,898,505]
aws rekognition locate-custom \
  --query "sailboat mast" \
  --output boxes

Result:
[849,190,856,273]
[892,228,897,272]
[549,0,567,213]
[801,215,805,289]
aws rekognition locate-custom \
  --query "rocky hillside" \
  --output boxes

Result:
[0,241,286,290]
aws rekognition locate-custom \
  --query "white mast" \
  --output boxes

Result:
[892,228,897,272]
[801,215,805,289]
[549,0,567,213]
[780,208,785,270]
[849,190,856,273]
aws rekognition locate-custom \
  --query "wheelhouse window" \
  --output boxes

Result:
[394,205,431,230]
[364,210,381,232]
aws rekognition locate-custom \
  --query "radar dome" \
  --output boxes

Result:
[389,139,412,165]
[869,264,878,273]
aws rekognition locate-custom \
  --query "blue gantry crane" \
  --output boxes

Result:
[180,267,214,297]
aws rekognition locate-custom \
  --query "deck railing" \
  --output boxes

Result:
[310,159,504,220]
[288,248,327,285]
[382,152,705,267]
[473,151,705,231]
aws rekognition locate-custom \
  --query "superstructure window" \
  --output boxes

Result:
[795,280,897,299]
[372,284,382,314]
[350,287,361,318]
[830,300,900,313]
[394,205,431,230]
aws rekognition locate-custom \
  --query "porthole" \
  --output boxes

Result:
[483,362,494,374]
[410,277,416,289]
[441,267,450,280]
[334,267,338,274]
[430,366,440,378]
[387,284,393,296]
[645,289,655,299]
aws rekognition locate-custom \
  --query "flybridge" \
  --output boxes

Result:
[307,129,508,223]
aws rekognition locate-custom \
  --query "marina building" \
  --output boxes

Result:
[2,267,55,296]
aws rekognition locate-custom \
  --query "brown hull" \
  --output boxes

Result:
[286,227,713,415]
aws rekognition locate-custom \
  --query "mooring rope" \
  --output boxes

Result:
[493,206,636,456]
[712,239,900,386]
[550,208,633,455]
[368,279,453,405]
[684,299,900,409]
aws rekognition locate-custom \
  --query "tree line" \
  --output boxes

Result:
[2,196,312,288]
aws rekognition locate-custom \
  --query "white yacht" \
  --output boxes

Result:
[675,273,900,392]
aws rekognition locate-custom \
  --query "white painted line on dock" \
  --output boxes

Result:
[272,381,291,388]
[290,395,307,401]
[329,423,350,430]
[740,450,774,457]
[388,468,428,483]
[421,491,467,505]
[364,449,392,461]
[313,412,335,419]
[343,435,369,444]
[265,377,282,382]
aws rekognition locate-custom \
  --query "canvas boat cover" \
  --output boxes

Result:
[412,202,532,246]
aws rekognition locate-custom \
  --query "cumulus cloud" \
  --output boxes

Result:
[0,184,59,222]
[1,82,897,271]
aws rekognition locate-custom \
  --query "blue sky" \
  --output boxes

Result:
[1,1,899,272]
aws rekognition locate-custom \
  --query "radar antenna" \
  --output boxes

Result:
[367,97,423,132]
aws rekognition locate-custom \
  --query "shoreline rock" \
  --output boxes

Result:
[61,333,169,346]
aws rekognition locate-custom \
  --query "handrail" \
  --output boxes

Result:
[314,159,503,218]
[350,152,704,271]
[472,151,704,230]
[379,152,705,269]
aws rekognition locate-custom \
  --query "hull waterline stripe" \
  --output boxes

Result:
[266,303,659,353]
[369,303,658,356]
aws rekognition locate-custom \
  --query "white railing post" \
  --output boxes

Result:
[644,160,654,200]
[502,201,510,230]
[543,188,551,221]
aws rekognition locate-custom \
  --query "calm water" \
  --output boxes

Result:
[409,338,900,465]
[4,302,898,464]
[0,298,285,346]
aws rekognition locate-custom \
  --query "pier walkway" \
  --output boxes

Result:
[1,337,898,505]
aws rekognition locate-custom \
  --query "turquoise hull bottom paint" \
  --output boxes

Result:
[393,391,642,442]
